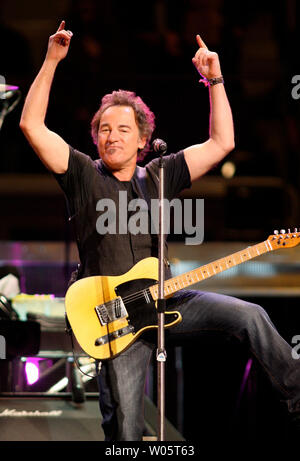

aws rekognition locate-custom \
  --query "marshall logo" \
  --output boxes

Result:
[0,409,63,417]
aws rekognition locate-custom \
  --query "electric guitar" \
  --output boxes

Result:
[65,230,300,360]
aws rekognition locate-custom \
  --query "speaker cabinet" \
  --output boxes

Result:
[0,394,104,441]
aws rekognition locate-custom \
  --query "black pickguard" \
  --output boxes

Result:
[114,278,179,333]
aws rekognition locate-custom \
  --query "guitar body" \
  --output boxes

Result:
[65,231,300,360]
[65,257,181,360]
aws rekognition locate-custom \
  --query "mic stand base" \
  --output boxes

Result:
[157,310,167,441]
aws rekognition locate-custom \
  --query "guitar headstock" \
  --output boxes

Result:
[268,228,300,250]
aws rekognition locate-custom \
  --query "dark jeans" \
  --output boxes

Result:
[97,290,300,441]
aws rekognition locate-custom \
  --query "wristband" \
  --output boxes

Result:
[199,76,224,87]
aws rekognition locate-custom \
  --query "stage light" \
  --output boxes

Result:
[221,161,236,178]
[25,358,40,385]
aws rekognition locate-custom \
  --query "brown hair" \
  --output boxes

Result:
[91,89,155,160]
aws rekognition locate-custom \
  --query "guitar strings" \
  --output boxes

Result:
[120,275,191,304]
[122,287,154,304]
[120,277,183,304]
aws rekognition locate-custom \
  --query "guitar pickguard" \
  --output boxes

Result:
[114,278,179,334]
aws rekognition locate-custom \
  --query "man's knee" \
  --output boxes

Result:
[236,300,272,337]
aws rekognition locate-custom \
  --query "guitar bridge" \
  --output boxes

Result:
[95,297,128,326]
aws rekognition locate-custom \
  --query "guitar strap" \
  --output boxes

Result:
[134,165,155,210]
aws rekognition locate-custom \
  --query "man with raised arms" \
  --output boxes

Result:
[20,21,300,442]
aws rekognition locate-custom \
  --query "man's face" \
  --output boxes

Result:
[97,105,146,172]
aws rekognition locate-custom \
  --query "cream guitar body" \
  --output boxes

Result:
[65,257,180,360]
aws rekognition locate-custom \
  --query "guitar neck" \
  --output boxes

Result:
[149,240,273,301]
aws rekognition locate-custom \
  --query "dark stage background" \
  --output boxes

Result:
[0,0,300,447]
[1,0,300,241]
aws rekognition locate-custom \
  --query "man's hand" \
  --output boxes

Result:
[184,34,234,181]
[20,20,72,174]
[46,20,73,63]
[192,34,221,80]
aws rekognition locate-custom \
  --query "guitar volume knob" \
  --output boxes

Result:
[95,337,105,346]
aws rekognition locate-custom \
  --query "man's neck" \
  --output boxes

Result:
[112,164,136,182]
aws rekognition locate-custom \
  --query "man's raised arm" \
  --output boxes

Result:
[184,35,235,182]
[20,21,73,174]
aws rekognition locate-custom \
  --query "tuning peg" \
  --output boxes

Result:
[288,228,291,233]
[294,228,298,232]
[273,230,279,235]
[280,229,286,234]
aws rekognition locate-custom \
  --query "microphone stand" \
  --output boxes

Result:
[156,143,167,441]
[0,91,21,131]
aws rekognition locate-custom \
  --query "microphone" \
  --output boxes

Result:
[152,138,167,155]
[0,84,19,101]
[0,87,21,129]
[1,91,14,100]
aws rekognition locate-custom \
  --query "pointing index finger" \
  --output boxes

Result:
[57,20,65,32]
[196,34,208,49]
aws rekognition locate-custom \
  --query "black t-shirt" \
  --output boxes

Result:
[54,146,191,278]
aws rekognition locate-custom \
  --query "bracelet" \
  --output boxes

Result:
[199,76,224,87]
